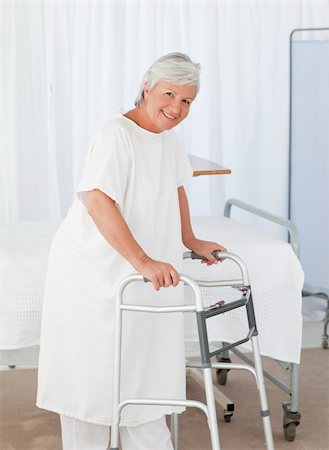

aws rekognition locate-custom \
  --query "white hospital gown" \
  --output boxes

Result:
[36,113,193,426]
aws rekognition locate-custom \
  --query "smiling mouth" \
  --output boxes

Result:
[162,110,177,120]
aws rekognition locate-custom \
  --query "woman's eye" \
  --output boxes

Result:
[183,99,192,105]
[165,92,174,97]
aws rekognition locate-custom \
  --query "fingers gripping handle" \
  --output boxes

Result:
[189,251,250,286]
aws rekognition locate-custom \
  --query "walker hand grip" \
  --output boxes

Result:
[190,251,223,260]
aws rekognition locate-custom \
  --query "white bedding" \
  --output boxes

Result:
[0,222,59,350]
[0,218,304,364]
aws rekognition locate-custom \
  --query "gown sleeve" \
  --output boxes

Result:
[76,123,131,211]
[174,134,194,187]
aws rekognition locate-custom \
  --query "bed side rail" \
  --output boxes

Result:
[224,198,300,257]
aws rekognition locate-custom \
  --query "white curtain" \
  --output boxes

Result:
[1,1,329,232]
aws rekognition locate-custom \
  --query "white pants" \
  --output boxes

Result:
[60,414,174,450]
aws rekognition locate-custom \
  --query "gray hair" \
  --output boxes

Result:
[135,52,201,107]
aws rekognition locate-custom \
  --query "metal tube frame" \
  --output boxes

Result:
[170,413,179,450]
[110,273,221,450]
[110,252,274,450]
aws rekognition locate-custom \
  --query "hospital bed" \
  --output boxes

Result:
[0,200,304,441]
[0,222,59,367]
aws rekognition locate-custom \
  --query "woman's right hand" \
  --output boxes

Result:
[135,257,180,291]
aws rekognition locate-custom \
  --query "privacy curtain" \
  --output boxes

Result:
[1,0,329,229]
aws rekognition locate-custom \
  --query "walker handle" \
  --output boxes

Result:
[190,251,223,260]
[143,250,224,282]
[187,251,250,285]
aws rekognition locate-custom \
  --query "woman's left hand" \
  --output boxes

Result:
[187,238,227,265]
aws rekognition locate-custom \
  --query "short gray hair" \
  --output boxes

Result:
[135,52,201,107]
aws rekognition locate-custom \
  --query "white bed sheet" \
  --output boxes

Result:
[0,222,59,350]
[184,216,304,364]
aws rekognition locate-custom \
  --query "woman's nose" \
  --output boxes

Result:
[171,99,181,115]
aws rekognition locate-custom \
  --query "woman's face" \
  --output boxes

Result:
[142,80,196,133]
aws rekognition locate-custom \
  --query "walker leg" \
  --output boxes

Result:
[110,425,119,450]
[251,336,274,450]
[203,367,221,450]
[110,301,123,450]
[171,413,179,450]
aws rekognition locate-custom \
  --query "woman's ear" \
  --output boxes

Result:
[143,81,150,100]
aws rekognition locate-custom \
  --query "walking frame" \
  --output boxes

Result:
[110,251,274,450]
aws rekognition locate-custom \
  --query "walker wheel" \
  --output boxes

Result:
[284,422,296,441]
[216,368,228,385]
[8,365,16,369]
[322,335,328,349]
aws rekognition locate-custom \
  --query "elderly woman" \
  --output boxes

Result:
[37,53,226,450]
